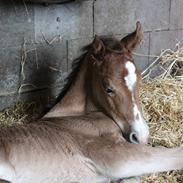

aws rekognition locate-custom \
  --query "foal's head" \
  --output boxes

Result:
[89,22,149,144]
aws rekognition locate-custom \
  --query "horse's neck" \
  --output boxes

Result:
[44,56,97,118]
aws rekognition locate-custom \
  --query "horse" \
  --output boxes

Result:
[0,22,183,183]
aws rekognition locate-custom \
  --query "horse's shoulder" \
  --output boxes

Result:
[38,112,120,137]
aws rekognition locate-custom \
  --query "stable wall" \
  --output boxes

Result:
[0,0,182,111]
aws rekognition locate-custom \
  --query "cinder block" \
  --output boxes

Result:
[68,37,93,69]
[0,46,22,95]
[0,1,35,47]
[94,0,169,35]
[19,42,67,93]
[170,0,183,29]
[0,87,61,115]
[19,86,63,115]
[0,86,64,114]
[149,30,183,62]
[0,94,18,111]
[34,0,93,42]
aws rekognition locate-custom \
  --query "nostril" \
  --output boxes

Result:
[130,132,139,144]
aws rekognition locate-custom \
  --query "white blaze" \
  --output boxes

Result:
[124,61,137,91]
[132,104,149,141]
[124,61,149,142]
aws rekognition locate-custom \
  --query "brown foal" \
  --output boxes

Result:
[45,22,148,144]
[0,22,182,183]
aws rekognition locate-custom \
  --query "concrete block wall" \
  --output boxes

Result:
[0,0,182,111]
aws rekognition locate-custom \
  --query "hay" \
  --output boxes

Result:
[141,44,183,182]
[142,43,183,80]
[141,78,183,183]
[0,102,41,126]
[141,78,183,147]
[0,44,182,182]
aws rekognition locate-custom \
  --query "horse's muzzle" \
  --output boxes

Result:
[130,131,148,144]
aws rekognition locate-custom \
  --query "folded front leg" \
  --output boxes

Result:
[86,136,183,181]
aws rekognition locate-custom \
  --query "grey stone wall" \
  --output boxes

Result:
[0,0,183,111]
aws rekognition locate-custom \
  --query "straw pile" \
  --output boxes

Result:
[0,44,182,182]
[0,102,41,126]
[141,44,183,182]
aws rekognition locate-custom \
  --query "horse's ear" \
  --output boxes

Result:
[121,21,143,52]
[91,35,105,57]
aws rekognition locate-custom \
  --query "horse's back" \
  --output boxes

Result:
[0,121,108,183]
[0,113,122,183]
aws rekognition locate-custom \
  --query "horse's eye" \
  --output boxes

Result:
[106,87,114,96]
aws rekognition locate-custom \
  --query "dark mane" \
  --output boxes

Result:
[101,36,123,52]
[50,36,123,108]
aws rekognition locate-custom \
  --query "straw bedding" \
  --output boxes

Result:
[0,45,182,182]
[0,102,40,125]
[141,44,183,182]
[140,78,183,183]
